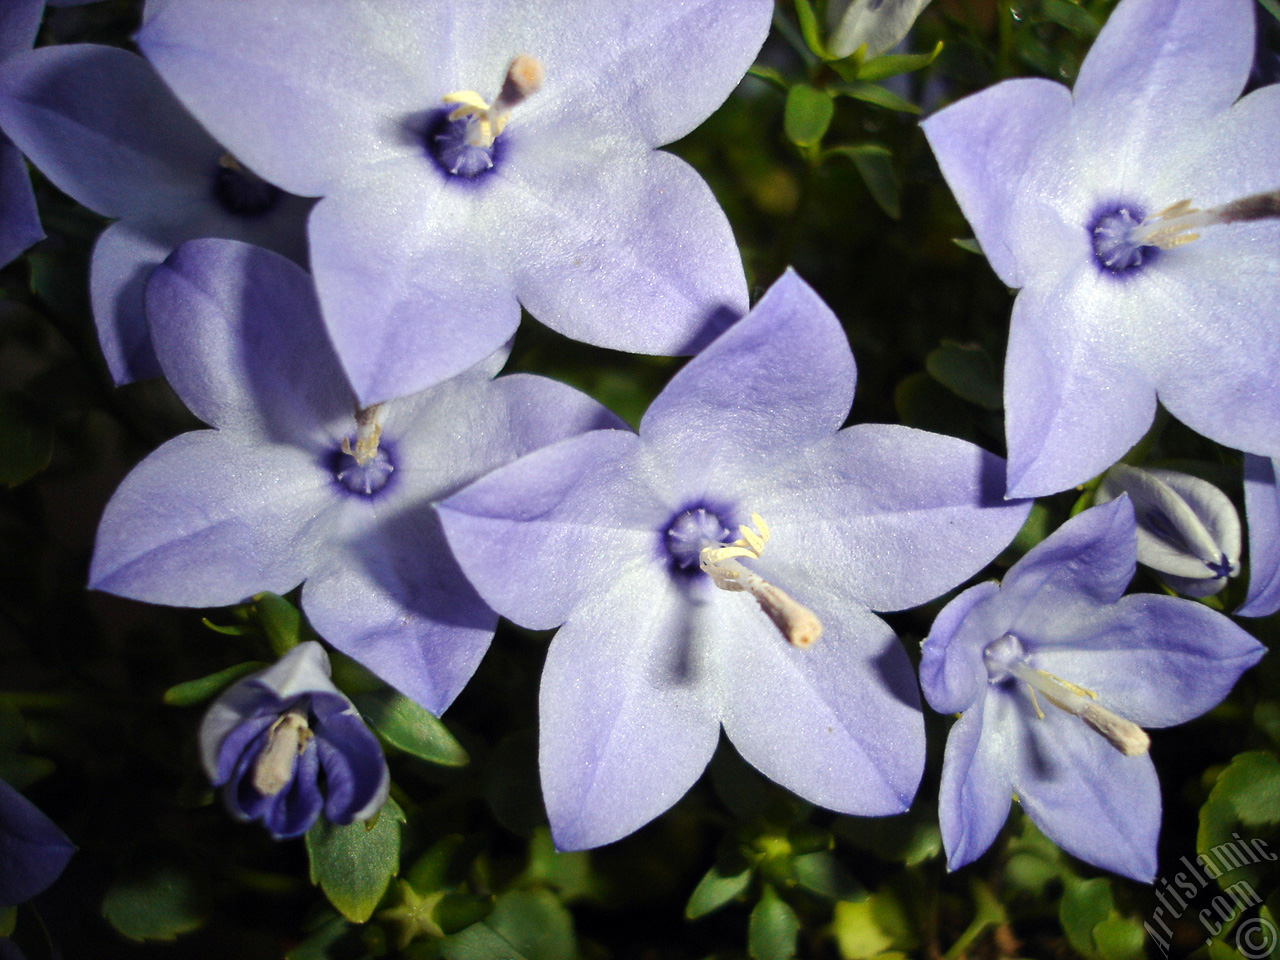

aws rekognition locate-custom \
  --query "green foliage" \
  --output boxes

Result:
[1059,877,1145,960]
[350,689,469,768]
[162,660,266,706]
[748,885,801,960]
[784,84,836,148]
[101,862,207,942]
[0,392,53,487]
[926,340,1003,411]
[306,799,407,923]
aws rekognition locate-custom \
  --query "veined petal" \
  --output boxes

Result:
[937,695,1016,872]
[539,564,720,851]
[1004,269,1157,498]
[499,145,745,358]
[437,429,667,631]
[640,270,854,456]
[922,78,1073,288]
[89,431,337,606]
[1240,455,1280,617]
[146,239,354,443]
[718,586,925,816]
[0,136,41,269]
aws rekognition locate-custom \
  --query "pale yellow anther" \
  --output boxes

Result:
[1034,669,1096,701]
[441,55,544,149]
[252,709,313,796]
[340,403,385,467]
[1010,661,1148,756]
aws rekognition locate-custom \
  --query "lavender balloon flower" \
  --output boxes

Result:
[923,0,1280,498]
[199,641,388,839]
[136,0,771,405]
[0,0,43,269]
[0,777,74,906]
[0,44,312,383]
[920,498,1264,882]
[438,270,1031,851]
[1095,464,1240,598]
[89,238,623,714]
[1239,454,1280,617]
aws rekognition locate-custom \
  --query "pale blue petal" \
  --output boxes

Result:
[937,695,1016,872]
[0,137,40,269]
[920,579,1004,715]
[0,779,75,907]
[1240,455,1280,617]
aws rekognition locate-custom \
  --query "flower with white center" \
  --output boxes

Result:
[827,0,933,60]
[920,497,1264,881]
[136,0,772,406]
[0,45,313,384]
[922,0,1280,498]
[438,270,1031,851]
[89,237,624,715]
[199,642,388,839]
[1095,463,1240,597]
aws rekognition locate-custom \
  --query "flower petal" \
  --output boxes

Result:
[718,586,925,816]
[89,431,337,606]
[920,579,1004,716]
[500,145,745,357]
[0,136,40,269]
[937,694,1016,872]
[90,221,170,383]
[539,565,720,851]
[0,0,41,62]
[0,779,75,907]
[1240,455,1280,617]
[315,715,390,824]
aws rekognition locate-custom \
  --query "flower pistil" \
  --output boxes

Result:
[442,55,544,150]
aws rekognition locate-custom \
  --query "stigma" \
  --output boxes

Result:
[984,634,1149,756]
[441,55,544,150]
[341,403,384,467]
[252,707,313,796]
[699,514,823,649]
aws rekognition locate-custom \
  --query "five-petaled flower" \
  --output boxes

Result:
[920,497,1264,881]
[438,270,1031,851]
[89,237,622,715]
[923,0,1280,498]
[199,641,388,839]
[137,0,773,405]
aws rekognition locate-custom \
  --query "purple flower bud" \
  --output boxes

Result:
[198,642,389,840]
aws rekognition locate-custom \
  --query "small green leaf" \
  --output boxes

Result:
[351,690,469,767]
[202,617,248,637]
[854,41,944,82]
[440,923,532,960]
[791,0,829,59]
[253,592,308,656]
[926,341,1003,411]
[162,661,266,707]
[486,889,577,960]
[1091,914,1147,960]
[893,372,974,440]
[747,64,789,93]
[285,916,363,960]
[951,237,983,255]
[306,798,405,923]
[1040,0,1101,37]
[1260,0,1280,22]
[407,834,481,894]
[791,851,862,901]
[1202,751,1280,834]
[749,886,800,960]
[825,144,900,219]
[1059,877,1114,958]
[0,393,53,488]
[832,80,921,114]
[784,84,835,149]
[101,863,206,942]
[522,827,595,903]
[686,858,754,919]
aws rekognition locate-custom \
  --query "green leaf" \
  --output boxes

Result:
[926,341,1003,411]
[686,858,754,919]
[440,923,532,960]
[831,80,921,114]
[1091,915,1147,960]
[1040,0,1101,37]
[784,84,835,149]
[522,827,596,903]
[825,144,900,219]
[0,392,53,488]
[253,592,308,656]
[162,661,266,707]
[951,237,983,255]
[833,894,912,959]
[486,889,577,960]
[791,851,862,902]
[941,879,1006,960]
[854,41,944,82]
[0,754,55,790]
[748,886,800,960]
[747,64,789,93]
[835,808,941,866]
[1059,877,1113,958]
[1260,0,1280,23]
[407,834,482,894]
[893,372,974,440]
[101,863,206,942]
[791,0,829,59]
[306,798,405,923]
[351,690,469,767]
[285,916,364,960]
[1202,751,1280,833]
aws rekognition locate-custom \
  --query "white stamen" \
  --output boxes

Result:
[252,708,313,796]
[340,403,384,467]
[1130,189,1280,250]
[442,55,544,148]
[699,514,823,648]
[1005,661,1149,756]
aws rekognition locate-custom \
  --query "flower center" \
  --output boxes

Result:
[252,707,313,796]
[983,633,1149,755]
[430,55,543,178]
[213,154,282,217]
[332,404,394,496]
[665,506,733,569]
[1092,189,1280,274]
[699,514,823,648]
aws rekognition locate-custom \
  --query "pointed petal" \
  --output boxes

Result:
[920,579,1005,715]
[501,146,745,357]
[0,779,75,907]
[146,239,354,442]
[308,181,521,406]
[437,429,666,631]
[89,432,336,606]
[719,588,925,816]
[90,221,168,383]
[0,137,41,269]
[640,270,854,456]
[748,423,1029,612]
[0,0,41,61]
[1240,455,1280,617]
[1013,703,1161,883]
[539,566,719,850]
[0,45,221,220]
[1031,594,1264,729]
[1003,270,1157,498]
[937,695,1016,872]
[922,78,1072,288]
[315,717,390,824]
